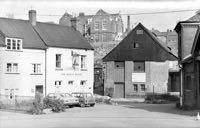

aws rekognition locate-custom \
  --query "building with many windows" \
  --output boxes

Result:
[0,10,94,98]
[59,9,124,42]
[103,23,178,98]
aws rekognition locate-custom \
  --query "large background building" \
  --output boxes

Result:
[59,9,124,42]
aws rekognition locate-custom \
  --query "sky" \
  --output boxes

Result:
[0,0,199,31]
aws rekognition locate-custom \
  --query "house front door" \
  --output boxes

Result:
[35,85,43,95]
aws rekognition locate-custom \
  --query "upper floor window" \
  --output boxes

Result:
[94,34,100,42]
[6,63,19,73]
[134,62,145,72]
[6,38,22,51]
[102,20,107,30]
[81,55,86,70]
[136,30,143,34]
[68,81,74,86]
[115,62,125,69]
[56,54,62,68]
[32,64,41,74]
[72,53,79,70]
[94,21,100,30]
[102,34,107,42]
[132,43,139,49]
[80,80,86,86]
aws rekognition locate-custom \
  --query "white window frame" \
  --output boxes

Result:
[6,63,19,73]
[72,55,79,70]
[56,54,62,69]
[6,38,22,51]
[68,81,74,86]
[81,55,86,70]
[32,63,41,74]
[55,80,62,88]
[80,80,87,86]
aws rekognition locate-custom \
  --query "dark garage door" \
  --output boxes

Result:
[114,83,125,98]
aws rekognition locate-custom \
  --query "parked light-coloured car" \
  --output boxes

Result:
[71,92,95,107]
[47,93,79,107]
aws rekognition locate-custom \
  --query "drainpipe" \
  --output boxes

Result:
[179,64,183,107]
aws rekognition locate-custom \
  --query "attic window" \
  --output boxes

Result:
[6,38,22,51]
[136,30,143,34]
[132,43,139,49]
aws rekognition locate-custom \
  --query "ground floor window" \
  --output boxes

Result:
[141,84,146,91]
[80,80,87,86]
[133,84,138,92]
[4,88,19,99]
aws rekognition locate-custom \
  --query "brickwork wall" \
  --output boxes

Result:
[147,61,169,93]
[124,61,133,98]
[104,61,115,97]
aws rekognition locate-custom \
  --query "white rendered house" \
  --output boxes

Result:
[0,10,94,98]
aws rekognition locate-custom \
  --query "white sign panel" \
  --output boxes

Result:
[132,73,146,82]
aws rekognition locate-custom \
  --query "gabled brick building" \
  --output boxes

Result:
[59,9,124,42]
[103,23,178,98]
[175,11,200,108]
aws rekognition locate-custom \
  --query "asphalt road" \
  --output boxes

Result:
[0,103,200,128]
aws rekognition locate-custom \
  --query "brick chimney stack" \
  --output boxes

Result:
[29,10,36,26]
[71,17,77,30]
[127,15,130,32]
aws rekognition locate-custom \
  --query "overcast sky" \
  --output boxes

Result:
[0,0,199,31]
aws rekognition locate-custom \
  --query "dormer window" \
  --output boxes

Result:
[6,38,22,51]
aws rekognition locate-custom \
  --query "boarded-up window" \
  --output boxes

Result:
[136,30,143,34]
[115,62,125,68]
[134,62,145,72]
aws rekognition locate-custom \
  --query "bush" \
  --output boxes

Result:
[43,96,65,112]
[27,93,44,114]
[145,93,179,104]
[0,101,5,109]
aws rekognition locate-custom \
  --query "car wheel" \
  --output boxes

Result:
[90,104,95,107]
[80,103,85,108]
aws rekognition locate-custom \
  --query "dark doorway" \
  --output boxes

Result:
[35,85,43,95]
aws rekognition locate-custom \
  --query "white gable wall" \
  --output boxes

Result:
[46,47,94,95]
[0,47,45,97]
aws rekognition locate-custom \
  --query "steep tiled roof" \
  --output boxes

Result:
[187,11,200,21]
[0,18,47,49]
[33,22,93,50]
[0,17,93,50]
[103,23,177,62]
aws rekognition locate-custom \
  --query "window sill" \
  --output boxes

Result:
[5,50,23,52]
[5,72,20,74]
[30,73,43,75]
[55,68,63,71]
[81,69,87,71]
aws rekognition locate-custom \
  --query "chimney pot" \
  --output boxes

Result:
[29,10,36,26]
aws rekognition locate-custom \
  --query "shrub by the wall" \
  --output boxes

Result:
[43,97,65,112]
[27,93,44,114]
